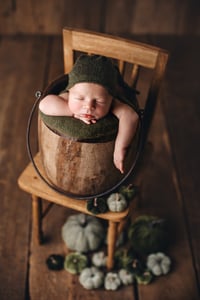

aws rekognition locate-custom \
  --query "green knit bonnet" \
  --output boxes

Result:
[66,54,118,97]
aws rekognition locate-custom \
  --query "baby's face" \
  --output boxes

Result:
[68,82,113,123]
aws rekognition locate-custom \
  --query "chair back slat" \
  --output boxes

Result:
[130,64,140,88]
[118,60,125,76]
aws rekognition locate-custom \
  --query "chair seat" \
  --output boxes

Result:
[18,152,129,222]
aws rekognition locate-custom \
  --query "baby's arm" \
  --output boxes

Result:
[112,99,139,173]
[39,93,73,117]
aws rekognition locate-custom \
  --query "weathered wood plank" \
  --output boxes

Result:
[156,36,200,292]
[134,100,199,300]
[0,0,106,35]
[105,0,200,35]
[0,36,49,299]
[1,0,200,35]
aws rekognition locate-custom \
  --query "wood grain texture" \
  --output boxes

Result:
[1,0,200,35]
[0,36,48,299]
[0,31,200,299]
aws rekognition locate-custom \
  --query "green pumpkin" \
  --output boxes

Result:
[128,215,169,255]
[118,184,137,201]
[107,193,128,212]
[64,252,88,274]
[87,197,108,215]
[79,267,104,290]
[62,213,105,253]
[114,248,134,270]
[135,270,153,285]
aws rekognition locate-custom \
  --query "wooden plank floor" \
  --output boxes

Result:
[0,35,200,300]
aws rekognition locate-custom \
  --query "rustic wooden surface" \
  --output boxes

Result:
[1,0,200,289]
[1,0,200,35]
[0,33,199,300]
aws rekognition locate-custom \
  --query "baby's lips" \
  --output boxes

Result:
[82,114,95,120]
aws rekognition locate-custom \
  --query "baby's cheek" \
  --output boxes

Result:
[97,106,110,118]
[69,102,81,114]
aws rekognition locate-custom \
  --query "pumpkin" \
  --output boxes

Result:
[146,252,171,276]
[131,258,146,276]
[119,184,137,201]
[46,254,64,271]
[79,267,104,290]
[92,251,107,268]
[64,252,88,274]
[114,248,134,270]
[128,215,169,254]
[62,213,105,253]
[107,193,128,212]
[104,272,121,290]
[86,197,108,215]
[135,270,153,285]
[118,269,134,286]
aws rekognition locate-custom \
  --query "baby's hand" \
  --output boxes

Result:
[113,146,127,174]
[74,114,97,125]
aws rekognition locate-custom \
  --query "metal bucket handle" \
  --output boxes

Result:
[26,84,144,200]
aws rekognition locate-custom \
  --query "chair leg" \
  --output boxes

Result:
[107,220,118,270]
[117,218,127,235]
[32,195,43,244]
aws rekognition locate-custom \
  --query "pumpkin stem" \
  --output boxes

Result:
[116,193,120,201]
[150,219,165,228]
[94,198,98,207]
[80,214,87,227]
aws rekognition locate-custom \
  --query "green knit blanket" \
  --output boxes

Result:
[39,111,119,142]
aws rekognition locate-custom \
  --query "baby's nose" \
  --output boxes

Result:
[84,102,95,110]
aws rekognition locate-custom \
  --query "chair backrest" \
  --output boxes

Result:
[62,27,168,141]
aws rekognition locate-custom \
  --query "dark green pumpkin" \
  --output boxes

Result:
[128,215,169,255]
[118,184,137,201]
[87,197,108,215]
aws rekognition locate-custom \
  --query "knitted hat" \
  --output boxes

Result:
[66,54,118,96]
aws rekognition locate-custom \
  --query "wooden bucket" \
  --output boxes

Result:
[38,118,137,196]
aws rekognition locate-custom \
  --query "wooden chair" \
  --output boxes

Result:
[18,28,168,269]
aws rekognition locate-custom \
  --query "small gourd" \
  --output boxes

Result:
[46,254,64,271]
[118,269,134,285]
[114,248,134,269]
[104,272,121,290]
[119,184,137,201]
[146,252,171,276]
[64,252,88,274]
[79,267,104,290]
[107,193,128,212]
[92,251,107,267]
[62,213,105,253]
[135,270,153,285]
[87,197,108,215]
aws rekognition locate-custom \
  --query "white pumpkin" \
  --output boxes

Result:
[104,272,121,290]
[107,193,128,212]
[92,251,107,267]
[118,269,134,285]
[147,252,171,276]
[62,213,105,253]
[79,267,104,290]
